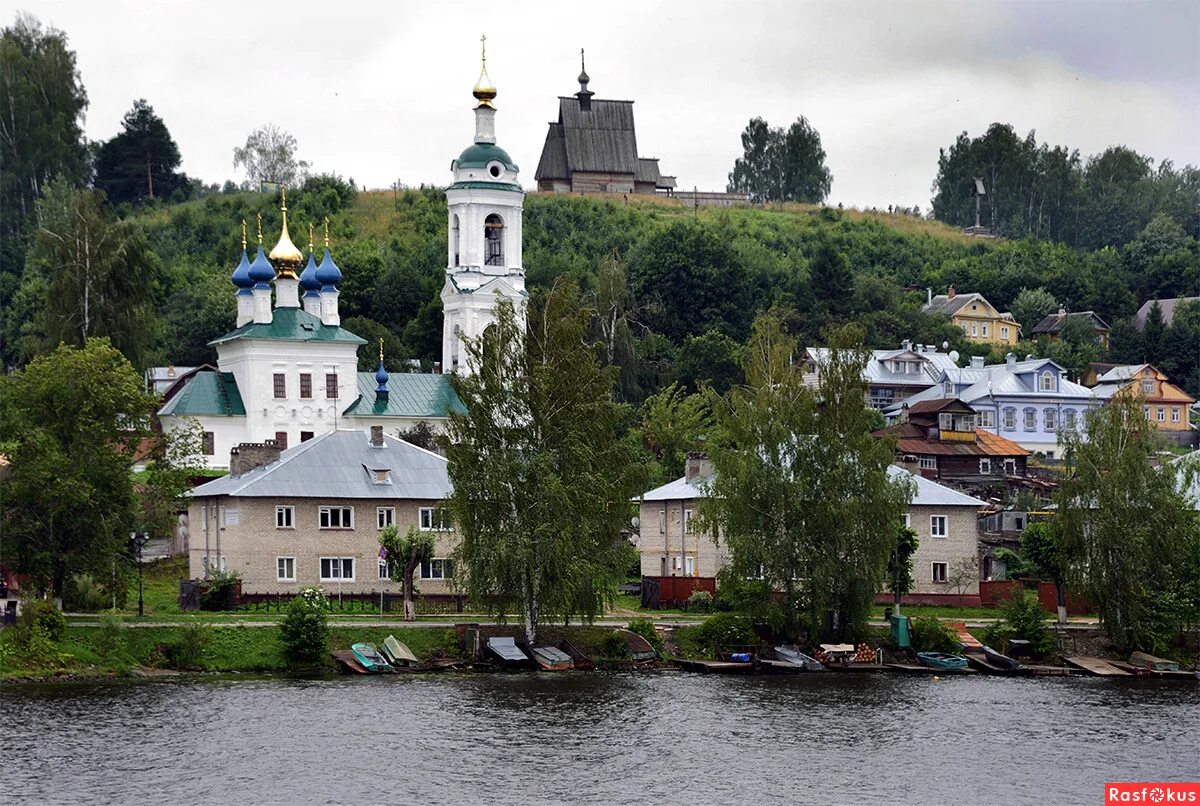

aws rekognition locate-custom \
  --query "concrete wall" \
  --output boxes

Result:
[188,496,457,595]
[907,504,980,596]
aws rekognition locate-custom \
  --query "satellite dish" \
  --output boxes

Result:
[630,516,640,531]
[941,341,949,350]
[949,350,960,363]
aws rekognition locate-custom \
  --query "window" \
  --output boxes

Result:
[979,458,992,475]
[377,507,395,530]
[1044,409,1057,432]
[1062,410,1076,431]
[943,381,953,397]
[918,456,937,470]
[1004,458,1017,475]
[320,557,354,581]
[370,469,392,485]
[1141,380,1154,395]
[274,431,288,450]
[275,506,294,529]
[1023,408,1036,431]
[1001,326,1010,340]
[319,506,353,529]
[904,513,911,528]
[1144,406,1151,421]
[979,410,994,429]
[326,373,339,399]
[938,413,953,431]
[971,323,978,337]
[1003,408,1017,430]
[1156,407,1165,422]
[273,373,286,398]
[684,555,696,576]
[932,562,948,584]
[930,515,948,538]
[300,373,313,399]
[981,323,989,337]
[484,214,504,266]
[684,509,696,534]
[276,557,295,582]
[658,510,666,534]
[223,509,239,526]
[419,507,453,531]
[300,431,314,443]
[419,558,455,580]
[202,431,215,455]
[451,215,460,267]
[961,323,969,334]
[379,560,392,581]
[1039,371,1055,392]
[1172,407,1181,423]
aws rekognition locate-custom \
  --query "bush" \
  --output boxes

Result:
[64,573,111,612]
[998,589,1054,656]
[280,587,329,664]
[16,599,66,643]
[910,616,959,654]
[600,631,628,659]
[167,623,211,670]
[200,569,240,611]
[686,590,713,613]
[626,618,664,654]
[694,613,755,651]
[93,615,128,663]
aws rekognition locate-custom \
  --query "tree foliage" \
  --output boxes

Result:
[444,287,646,643]
[93,99,184,204]
[379,524,434,622]
[1056,394,1200,652]
[0,338,156,598]
[727,116,832,203]
[232,123,309,187]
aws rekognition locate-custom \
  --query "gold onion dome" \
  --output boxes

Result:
[473,34,496,108]
[268,187,304,279]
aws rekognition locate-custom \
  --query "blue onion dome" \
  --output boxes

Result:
[299,251,320,296]
[248,245,275,286]
[375,360,389,392]
[315,247,343,290]
[231,250,253,290]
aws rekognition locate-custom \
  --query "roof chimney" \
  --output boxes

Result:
[1005,353,1016,367]
[229,440,282,476]
[684,452,714,482]
[947,286,956,299]
[1057,306,1066,316]
[370,425,384,447]
[901,339,912,351]
[971,356,985,368]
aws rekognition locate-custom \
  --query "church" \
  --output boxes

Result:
[158,50,526,469]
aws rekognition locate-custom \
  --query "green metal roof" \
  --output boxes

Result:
[208,307,367,347]
[341,372,464,418]
[447,181,523,192]
[158,371,246,417]
[455,143,519,171]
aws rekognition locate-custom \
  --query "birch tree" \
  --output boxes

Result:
[444,284,645,644]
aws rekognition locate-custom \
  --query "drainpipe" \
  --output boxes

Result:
[203,501,210,577]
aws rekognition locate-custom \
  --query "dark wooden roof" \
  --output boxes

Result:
[1030,310,1110,335]
[536,97,640,181]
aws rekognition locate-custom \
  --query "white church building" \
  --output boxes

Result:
[158,53,527,469]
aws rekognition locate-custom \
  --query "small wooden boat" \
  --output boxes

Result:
[917,651,969,670]
[381,635,419,667]
[771,646,825,671]
[981,645,1021,670]
[486,636,531,669]
[351,643,394,673]
[532,646,574,671]
[559,638,594,671]
[615,629,658,661]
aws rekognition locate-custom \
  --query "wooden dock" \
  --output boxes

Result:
[887,663,976,675]
[1110,660,1197,681]
[945,622,983,650]
[1021,664,1079,677]
[672,658,756,675]
[1063,656,1132,677]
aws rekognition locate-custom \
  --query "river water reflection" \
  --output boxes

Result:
[3,672,1197,805]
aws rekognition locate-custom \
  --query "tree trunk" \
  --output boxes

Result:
[403,568,416,622]
[524,565,538,646]
[1054,579,1066,625]
[146,154,154,199]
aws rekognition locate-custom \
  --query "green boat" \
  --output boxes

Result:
[351,643,394,673]
[917,651,969,670]
[381,635,419,668]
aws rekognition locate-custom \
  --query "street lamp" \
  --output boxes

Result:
[129,532,149,617]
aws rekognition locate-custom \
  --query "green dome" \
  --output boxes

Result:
[456,142,518,172]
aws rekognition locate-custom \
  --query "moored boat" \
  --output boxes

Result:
[917,651,969,670]
[382,635,419,668]
[771,646,825,671]
[351,643,395,673]
[532,646,574,671]
[486,636,531,669]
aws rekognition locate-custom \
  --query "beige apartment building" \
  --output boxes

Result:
[188,428,457,595]
[638,455,986,602]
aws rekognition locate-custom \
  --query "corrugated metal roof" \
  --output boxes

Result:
[189,429,451,500]
[341,372,464,419]
[1030,311,1109,335]
[1135,297,1199,329]
[641,475,711,501]
[158,370,246,417]
[209,307,367,347]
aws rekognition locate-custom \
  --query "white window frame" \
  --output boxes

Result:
[979,458,991,475]
[378,560,392,581]
[419,557,454,581]
[275,506,294,529]
[932,562,948,584]
[683,509,696,534]
[1141,380,1154,395]
[377,507,395,530]
[1063,409,1076,431]
[1156,407,1165,422]
[1004,458,1017,475]
[943,381,953,397]
[319,557,355,581]
[319,506,354,529]
[658,509,666,534]
[1023,408,1037,431]
[684,555,696,576]
[1044,409,1057,432]
[1039,371,1055,392]
[930,515,948,538]
[1003,408,1016,430]
[419,506,453,532]
[938,413,953,431]
[971,323,978,337]
[276,557,296,582]
[1172,407,1181,423]
[918,456,937,470]
[904,513,912,529]
[1001,326,1010,340]
[979,410,995,429]
[981,323,989,337]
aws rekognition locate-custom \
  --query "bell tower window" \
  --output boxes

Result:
[484,214,504,266]
[451,215,460,267]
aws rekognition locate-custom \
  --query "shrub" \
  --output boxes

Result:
[686,590,713,613]
[200,569,240,611]
[16,599,66,643]
[626,618,664,654]
[694,613,755,652]
[1000,589,1054,656]
[64,573,110,612]
[599,631,628,659]
[280,587,329,664]
[93,616,128,663]
[167,623,211,670]
[910,616,959,654]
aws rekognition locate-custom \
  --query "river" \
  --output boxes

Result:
[2,672,1197,805]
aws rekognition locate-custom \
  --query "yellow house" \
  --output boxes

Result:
[1087,364,1196,443]
[924,288,1020,345]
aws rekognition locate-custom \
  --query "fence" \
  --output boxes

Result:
[641,576,717,609]
[229,591,468,615]
[977,580,1090,615]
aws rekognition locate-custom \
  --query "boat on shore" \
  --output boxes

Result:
[381,635,419,668]
[559,638,595,670]
[351,643,395,673]
[532,646,574,671]
[486,637,531,669]
[917,652,969,671]
[769,646,825,672]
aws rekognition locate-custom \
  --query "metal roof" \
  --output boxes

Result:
[1030,310,1110,335]
[1135,297,1199,330]
[341,372,464,419]
[641,475,711,501]
[189,429,452,500]
[208,307,367,347]
[805,346,957,388]
[158,370,246,417]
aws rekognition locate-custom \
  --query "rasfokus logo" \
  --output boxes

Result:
[1106,783,1200,804]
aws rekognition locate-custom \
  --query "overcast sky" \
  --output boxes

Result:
[17,0,1200,209]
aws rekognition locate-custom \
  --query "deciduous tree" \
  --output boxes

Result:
[232,123,309,187]
[727,116,832,203]
[379,524,434,622]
